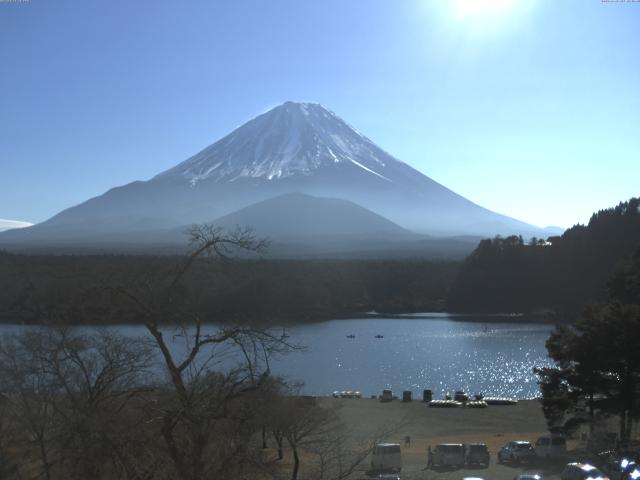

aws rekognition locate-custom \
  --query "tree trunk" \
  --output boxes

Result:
[626,379,636,443]
[588,392,595,437]
[274,432,283,460]
[262,425,267,449]
[37,435,52,480]
[620,409,627,443]
[291,445,300,480]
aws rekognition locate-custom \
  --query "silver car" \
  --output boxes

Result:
[560,463,609,480]
[498,441,536,464]
[515,474,544,480]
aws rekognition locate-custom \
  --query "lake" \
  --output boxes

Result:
[0,314,555,399]
[275,314,554,399]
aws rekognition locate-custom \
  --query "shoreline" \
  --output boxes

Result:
[299,309,561,325]
[0,310,560,327]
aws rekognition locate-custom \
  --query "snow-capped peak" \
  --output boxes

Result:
[155,101,403,186]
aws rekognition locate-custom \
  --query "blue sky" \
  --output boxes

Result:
[1,0,638,228]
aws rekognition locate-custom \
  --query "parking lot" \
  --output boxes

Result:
[319,397,583,479]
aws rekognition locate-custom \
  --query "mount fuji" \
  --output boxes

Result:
[0,101,552,253]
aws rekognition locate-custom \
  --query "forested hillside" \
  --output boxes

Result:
[446,198,640,318]
[0,253,457,325]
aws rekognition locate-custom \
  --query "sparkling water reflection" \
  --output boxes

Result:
[275,316,554,399]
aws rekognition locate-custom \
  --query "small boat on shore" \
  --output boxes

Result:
[466,400,488,408]
[429,399,462,408]
[483,397,518,405]
[332,390,361,399]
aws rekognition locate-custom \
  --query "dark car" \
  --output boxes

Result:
[464,443,490,467]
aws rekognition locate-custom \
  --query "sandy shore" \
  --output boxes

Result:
[315,397,575,480]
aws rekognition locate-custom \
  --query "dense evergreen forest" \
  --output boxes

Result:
[446,197,640,318]
[0,253,458,325]
[2,198,638,325]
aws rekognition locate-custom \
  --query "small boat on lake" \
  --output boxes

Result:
[374,334,384,339]
[346,334,356,338]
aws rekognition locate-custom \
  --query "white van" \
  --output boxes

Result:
[535,435,567,458]
[371,443,402,473]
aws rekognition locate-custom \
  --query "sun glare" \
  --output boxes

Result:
[420,0,533,37]
[454,0,515,19]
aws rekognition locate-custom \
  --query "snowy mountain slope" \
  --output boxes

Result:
[0,101,551,249]
[155,101,398,184]
[0,219,33,232]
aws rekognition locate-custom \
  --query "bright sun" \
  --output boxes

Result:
[454,0,516,19]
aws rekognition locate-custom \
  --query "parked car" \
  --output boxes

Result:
[376,475,400,480]
[432,443,465,467]
[464,443,490,466]
[535,435,567,459]
[498,441,536,464]
[601,458,639,480]
[381,389,393,403]
[514,474,543,480]
[560,463,609,480]
[371,443,401,473]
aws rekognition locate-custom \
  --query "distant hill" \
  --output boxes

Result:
[209,192,416,239]
[203,192,479,258]
[446,197,640,317]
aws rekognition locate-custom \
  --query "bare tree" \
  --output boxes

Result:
[0,328,154,480]
[287,403,335,480]
[271,394,402,480]
[307,421,400,480]
[106,225,296,480]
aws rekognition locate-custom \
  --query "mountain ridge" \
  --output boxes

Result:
[0,101,556,251]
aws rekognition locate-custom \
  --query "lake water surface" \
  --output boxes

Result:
[277,314,554,399]
[0,314,555,399]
